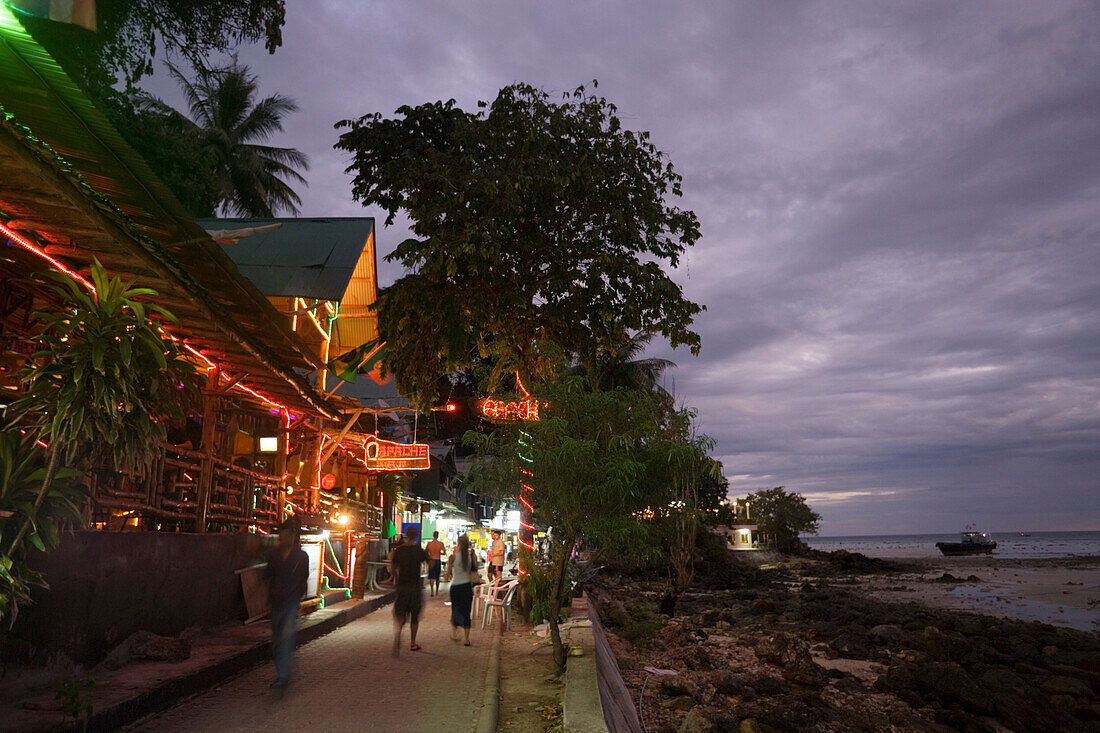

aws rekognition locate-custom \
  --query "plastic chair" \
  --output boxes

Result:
[482,580,519,630]
[473,576,502,617]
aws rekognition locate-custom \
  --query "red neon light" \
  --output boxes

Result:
[2,221,305,418]
[1,221,96,293]
[363,435,430,471]
[478,375,540,422]
[519,495,534,511]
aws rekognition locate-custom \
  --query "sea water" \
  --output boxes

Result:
[801,531,1100,560]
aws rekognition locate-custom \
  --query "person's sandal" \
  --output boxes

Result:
[410,644,422,651]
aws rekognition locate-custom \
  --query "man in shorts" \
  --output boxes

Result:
[424,531,446,596]
[489,529,506,580]
[390,525,429,656]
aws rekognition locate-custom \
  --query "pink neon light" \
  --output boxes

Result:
[1,221,96,293]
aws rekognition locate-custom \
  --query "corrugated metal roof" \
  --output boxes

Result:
[199,217,374,302]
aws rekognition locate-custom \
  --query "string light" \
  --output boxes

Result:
[1,221,95,293]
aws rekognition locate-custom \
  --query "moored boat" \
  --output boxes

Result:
[936,530,996,556]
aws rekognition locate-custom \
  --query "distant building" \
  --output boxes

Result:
[721,523,759,550]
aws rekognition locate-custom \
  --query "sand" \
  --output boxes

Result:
[856,555,1100,632]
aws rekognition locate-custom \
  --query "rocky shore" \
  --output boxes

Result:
[587,549,1099,732]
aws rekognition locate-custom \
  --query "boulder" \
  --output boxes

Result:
[747,674,789,696]
[100,630,191,670]
[753,632,810,667]
[918,661,994,715]
[868,624,909,649]
[709,671,749,696]
[659,677,700,699]
[678,706,713,733]
[1041,675,1092,698]
[829,632,871,658]
[921,626,972,663]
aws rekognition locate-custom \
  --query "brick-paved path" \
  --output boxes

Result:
[136,592,494,732]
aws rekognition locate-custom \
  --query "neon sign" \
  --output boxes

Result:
[363,436,430,471]
[478,376,539,422]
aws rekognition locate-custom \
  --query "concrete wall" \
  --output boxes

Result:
[19,531,269,665]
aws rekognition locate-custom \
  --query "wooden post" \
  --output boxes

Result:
[196,368,220,532]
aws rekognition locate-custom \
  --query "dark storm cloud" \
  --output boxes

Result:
[144,1,1100,533]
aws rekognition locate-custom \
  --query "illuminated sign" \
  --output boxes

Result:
[478,376,540,422]
[478,396,539,422]
[363,436,430,471]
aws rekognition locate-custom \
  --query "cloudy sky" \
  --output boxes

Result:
[149,1,1099,535]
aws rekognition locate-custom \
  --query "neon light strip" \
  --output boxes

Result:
[1,221,95,292]
[296,297,330,340]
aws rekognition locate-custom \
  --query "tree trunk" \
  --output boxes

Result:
[5,446,61,557]
[548,535,573,675]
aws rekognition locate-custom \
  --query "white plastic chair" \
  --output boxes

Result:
[473,576,502,617]
[482,580,519,630]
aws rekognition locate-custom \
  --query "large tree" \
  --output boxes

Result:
[335,83,703,407]
[746,487,821,553]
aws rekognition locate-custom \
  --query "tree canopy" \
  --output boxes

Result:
[19,0,286,92]
[335,83,703,406]
[746,487,821,553]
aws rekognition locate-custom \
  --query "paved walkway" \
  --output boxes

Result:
[134,592,495,732]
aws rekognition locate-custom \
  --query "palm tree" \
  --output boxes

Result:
[573,331,675,407]
[167,58,308,216]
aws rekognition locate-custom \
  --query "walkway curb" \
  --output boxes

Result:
[476,620,504,733]
[79,593,394,733]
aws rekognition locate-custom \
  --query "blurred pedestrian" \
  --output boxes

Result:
[265,518,308,690]
[390,525,428,656]
[446,534,479,645]
[425,531,446,596]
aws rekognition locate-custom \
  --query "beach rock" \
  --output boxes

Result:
[934,572,962,583]
[747,674,789,695]
[869,624,908,648]
[659,677,699,699]
[1045,662,1100,688]
[919,661,994,714]
[1041,675,1092,698]
[752,631,809,667]
[977,666,1077,731]
[678,706,713,733]
[921,626,971,663]
[661,695,695,711]
[831,675,865,693]
[100,630,191,670]
[680,644,722,671]
[829,631,872,658]
[895,649,931,664]
[738,718,760,733]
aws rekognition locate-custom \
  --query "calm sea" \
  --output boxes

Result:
[801,530,1100,560]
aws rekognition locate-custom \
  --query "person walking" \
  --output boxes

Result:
[265,518,309,690]
[446,534,479,645]
[489,529,506,581]
[425,531,446,597]
[390,525,428,656]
